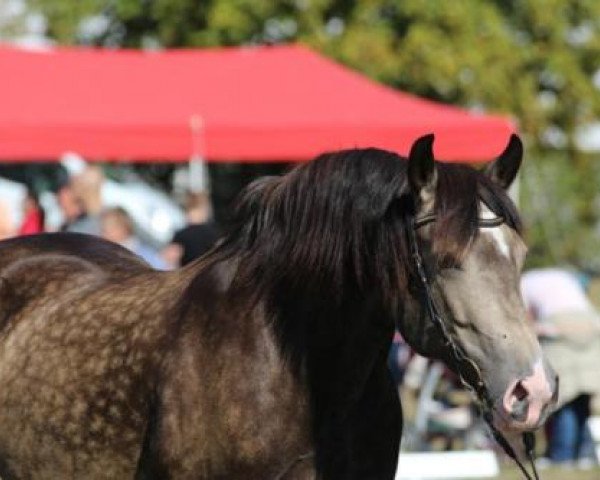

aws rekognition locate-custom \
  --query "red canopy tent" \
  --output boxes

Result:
[0,44,514,163]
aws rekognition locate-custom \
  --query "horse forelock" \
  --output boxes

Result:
[430,164,523,268]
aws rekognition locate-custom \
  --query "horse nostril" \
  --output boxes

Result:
[513,381,528,402]
[503,362,556,427]
[507,380,529,422]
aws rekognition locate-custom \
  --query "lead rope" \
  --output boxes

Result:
[408,221,540,480]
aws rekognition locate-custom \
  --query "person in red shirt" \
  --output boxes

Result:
[18,189,45,236]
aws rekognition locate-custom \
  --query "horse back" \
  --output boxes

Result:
[0,232,152,273]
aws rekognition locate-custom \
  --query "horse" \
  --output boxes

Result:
[0,134,557,480]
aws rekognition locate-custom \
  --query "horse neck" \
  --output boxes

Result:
[186,245,396,411]
[177,253,392,417]
[268,280,395,413]
[201,229,399,404]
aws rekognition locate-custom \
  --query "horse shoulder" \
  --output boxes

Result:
[139,260,314,479]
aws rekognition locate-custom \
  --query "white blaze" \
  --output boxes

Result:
[480,205,510,258]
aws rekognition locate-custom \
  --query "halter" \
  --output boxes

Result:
[409,213,540,480]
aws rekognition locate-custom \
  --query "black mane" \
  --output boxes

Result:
[215,147,522,303]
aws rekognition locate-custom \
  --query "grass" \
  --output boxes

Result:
[398,377,600,480]
[496,465,600,480]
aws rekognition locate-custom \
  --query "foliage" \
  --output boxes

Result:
[26,1,600,144]
[18,0,600,265]
[520,149,600,270]
[498,465,600,480]
[0,0,35,40]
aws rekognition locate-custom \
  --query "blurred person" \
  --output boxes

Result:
[18,188,45,235]
[67,165,104,235]
[387,330,411,386]
[521,267,600,467]
[162,191,220,268]
[100,207,167,270]
[56,180,84,232]
[0,199,14,240]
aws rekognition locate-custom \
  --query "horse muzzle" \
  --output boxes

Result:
[498,358,558,431]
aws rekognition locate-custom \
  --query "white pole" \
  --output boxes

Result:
[189,114,209,193]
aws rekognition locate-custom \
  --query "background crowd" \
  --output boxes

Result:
[0,164,220,270]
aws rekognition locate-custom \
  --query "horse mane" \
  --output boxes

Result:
[174,147,523,333]
[217,148,411,305]
[208,148,522,305]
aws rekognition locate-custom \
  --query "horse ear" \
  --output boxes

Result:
[484,134,523,190]
[408,133,437,205]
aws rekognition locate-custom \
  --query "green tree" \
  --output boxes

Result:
[0,0,35,40]
[19,0,600,266]
[28,1,600,147]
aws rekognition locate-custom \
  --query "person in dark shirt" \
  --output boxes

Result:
[56,180,84,232]
[163,191,220,268]
[171,222,220,266]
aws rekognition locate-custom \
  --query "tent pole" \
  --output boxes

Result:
[189,114,209,193]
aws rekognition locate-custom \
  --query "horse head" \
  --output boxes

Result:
[399,134,558,444]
